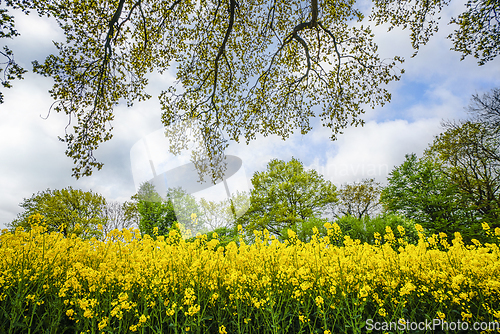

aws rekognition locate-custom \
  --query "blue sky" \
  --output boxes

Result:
[0,2,499,229]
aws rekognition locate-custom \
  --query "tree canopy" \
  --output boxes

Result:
[371,0,500,65]
[1,0,498,182]
[238,157,337,238]
[380,153,471,238]
[0,6,26,104]
[125,181,209,238]
[9,186,108,238]
[427,120,500,228]
[126,181,178,237]
[381,89,500,241]
[198,191,249,230]
[3,0,406,179]
[466,87,500,132]
[335,178,382,219]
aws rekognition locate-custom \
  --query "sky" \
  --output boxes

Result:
[0,1,499,229]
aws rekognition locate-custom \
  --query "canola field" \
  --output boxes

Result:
[1,214,500,334]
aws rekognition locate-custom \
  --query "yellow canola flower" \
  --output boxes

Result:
[378,308,387,317]
[83,309,92,318]
[185,304,201,317]
[1,222,500,333]
[98,317,108,330]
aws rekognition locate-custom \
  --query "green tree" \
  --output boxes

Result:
[123,200,140,228]
[198,198,233,231]
[382,90,500,242]
[3,0,404,179]
[127,182,207,238]
[427,120,500,231]
[380,153,472,239]
[9,186,108,238]
[335,178,382,219]
[198,191,250,230]
[371,0,499,65]
[238,157,337,238]
[167,187,205,238]
[129,181,177,237]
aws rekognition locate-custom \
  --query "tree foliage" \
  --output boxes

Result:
[466,87,500,131]
[335,213,419,246]
[0,7,27,103]
[198,198,233,231]
[167,187,205,237]
[9,186,108,238]
[449,0,500,65]
[127,181,177,237]
[127,181,208,237]
[380,153,470,238]
[0,0,497,180]
[198,191,249,230]
[381,89,500,242]
[335,178,382,219]
[2,0,406,180]
[428,120,500,229]
[280,216,330,243]
[371,0,500,64]
[238,157,337,238]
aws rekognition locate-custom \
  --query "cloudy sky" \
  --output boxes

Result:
[1,2,499,229]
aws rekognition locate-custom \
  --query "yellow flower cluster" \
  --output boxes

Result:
[0,215,499,333]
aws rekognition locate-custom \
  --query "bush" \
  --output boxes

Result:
[278,216,329,243]
[335,213,419,245]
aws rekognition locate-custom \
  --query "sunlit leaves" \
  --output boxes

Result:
[8,186,108,239]
[238,157,337,238]
[370,0,499,64]
[162,0,403,182]
[449,0,500,65]
[3,0,404,179]
[0,8,26,103]
[28,0,186,178]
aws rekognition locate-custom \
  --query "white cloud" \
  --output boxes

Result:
[312,119,442,186]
